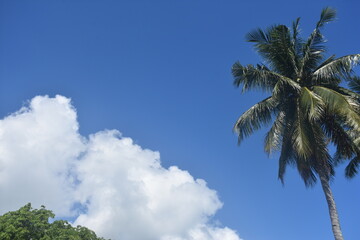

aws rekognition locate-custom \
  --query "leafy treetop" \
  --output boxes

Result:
[0,203,109,240]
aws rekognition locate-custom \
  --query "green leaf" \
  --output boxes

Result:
[265,111,285,155]
[232,62,276,92]
[322,114,360,161]
[246,27,270,43]
[0,204,108,240]
[292,103,314,160]
[312,86,360,131]
[317,7,337,28]
[349,76,360,93]
[234,96,277,144]
[345,156,360,178]
[300,87,324,120]
[313,54,360,79]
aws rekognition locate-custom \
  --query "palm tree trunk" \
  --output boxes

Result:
[319,174,344,240]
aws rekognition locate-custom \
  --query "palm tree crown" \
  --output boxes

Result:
[233,7,360,185]
[232,7,360,240]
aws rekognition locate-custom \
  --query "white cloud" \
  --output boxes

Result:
[0,96,84,216]
[0,95,241,240]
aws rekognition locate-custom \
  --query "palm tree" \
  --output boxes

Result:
[232,7,360,240]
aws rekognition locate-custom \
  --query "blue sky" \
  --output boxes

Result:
[1,1,360,240]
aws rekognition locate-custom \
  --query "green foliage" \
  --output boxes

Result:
[0,203,108,240]
[233,7,360,183]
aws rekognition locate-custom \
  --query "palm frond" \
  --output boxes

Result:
[312,86,360,131]
[318,85,360,112]
[345,156,360,178]
[313,54,360,79]
[292,103,314,160]
[314,86,359,110]
[311,123,334,179]
[234,96,277,144]
[265,111,285,155]
[246,28,271,43]
[339,128,360,178]
[278,145,295,184]
[295,122,332,187]
[322,114,360,162]
[278,112,296,184]
[335,86,360,100]
[316,77,342,87]
[268,25,298,76]
[232,62,276,92]
[247,25,298,77]
[271,74,301,98]
[334,86,360,113]
[349,76,360,93]
[275,75,301,92]
[354,136,360,146]
[292,104,332,186]
[300,87,324,120]
[296,155,317,187]
[291,17,303,66]
[300,30,326,76]
[232,62,301,93]
[317,7,337,28]
[299,8,336,77]
[314,54,335,72]
[292,18,301,45]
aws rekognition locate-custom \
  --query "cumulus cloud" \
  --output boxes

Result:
[0,95,241,240]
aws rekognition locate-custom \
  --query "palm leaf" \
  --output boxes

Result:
[234,96,277,144]
[311,123,334,179]
[246,27,271,43]
[322,114,360,161]
[278,144,295,184]
[265,111,285,155]
[313,54,360,79]
[232,62,300,93]
[270,74,301,99]
[312,86,360,131]
[345,157,360,178]
[232,62,277,92]
[278,112,296,184]
[291,17,303,71]
[292,103,314,160]
[247,25,298,77]
[295,122,332,186]
[336,86,360,100]
[300,30,325,76]
[292,17,301,48]
[314,54,335,72]
[296,155,317,186]
[349,76,360,93]
[299,7,336,77]
[317,7,337,28]
[300,87,324,120]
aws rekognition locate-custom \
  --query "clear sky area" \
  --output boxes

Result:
[0,1,360,240]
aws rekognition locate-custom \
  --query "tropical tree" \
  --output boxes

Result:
[232,7,360,240]
[0,203,108,240]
